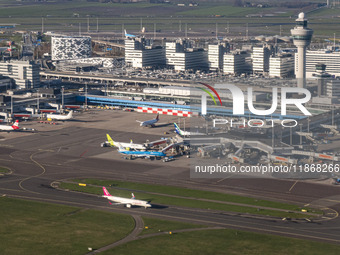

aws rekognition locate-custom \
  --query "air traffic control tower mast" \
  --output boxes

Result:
[291,12,313,88]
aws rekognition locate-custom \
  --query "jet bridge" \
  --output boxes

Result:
[268,154,298,164]
[292,150,339,161]
[321,124,339,135]
[296,131,316,143]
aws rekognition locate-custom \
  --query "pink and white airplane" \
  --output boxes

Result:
[102,187,151,208]
[0,120,20,132]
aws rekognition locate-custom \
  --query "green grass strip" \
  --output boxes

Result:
[60,182,317,219]
[72,178,317,213]
[104,228,340,255]
[0,197,134,255]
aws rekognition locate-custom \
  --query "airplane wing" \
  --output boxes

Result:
[116,142,126,152]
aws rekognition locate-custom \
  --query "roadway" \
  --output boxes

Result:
[0,109,340,245]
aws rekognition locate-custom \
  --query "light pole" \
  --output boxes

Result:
[307,116,310,133]
[37,89,40,113]
[10,96,13,117]
[61,86,64,112]
[272,123,274,148]
[85,83,88,109]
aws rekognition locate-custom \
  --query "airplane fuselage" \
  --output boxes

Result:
[103,195,151,208]
[46,111,73,120]
[114,142,146,150]
[119,150,165,157]
[140,119,158,127]
[0,125,16,131]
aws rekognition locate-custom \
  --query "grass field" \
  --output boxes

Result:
[104,228,340,255]
[0,197,134,255]
[177,4,265,17]
[2,196,337,255]
[71,178,311,211]
[0,0,337,37]
[60,179,320,219]
[0,167,10,173]
[141,217,204,236]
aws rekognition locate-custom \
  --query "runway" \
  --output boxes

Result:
[1,109,340,244]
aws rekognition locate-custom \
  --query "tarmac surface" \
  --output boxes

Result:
[1,109,340,245]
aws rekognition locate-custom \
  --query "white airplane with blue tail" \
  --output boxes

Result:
[124,29,136,38]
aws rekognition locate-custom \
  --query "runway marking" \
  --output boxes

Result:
[0,158,11,162]
[0,144,13,148]
[18,151,48,194]
[38,149,55,152]
[288,180,298,192]
[216,176,235,183]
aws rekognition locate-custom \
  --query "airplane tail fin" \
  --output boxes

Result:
[124,29,127,36]
[156,113,159,121]
[12,120,19,130]
[106,134,115,146]
[68,110,73,118]
[103,187,111,196]
[174,123,181,135]
[131,193,135,199]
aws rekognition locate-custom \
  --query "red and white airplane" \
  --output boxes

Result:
[0,120,20,132]
[102,187,151,208]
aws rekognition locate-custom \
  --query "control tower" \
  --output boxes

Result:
[291,12,313,88]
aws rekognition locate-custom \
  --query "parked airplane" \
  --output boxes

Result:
[116,142,172,159]
[0,120,19,132]
[102,186,151,208]
[174,123,205,136]
[104,134,146,150]
[136,113,159,127]
[46,110,73,121]
[124,29,136,38]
